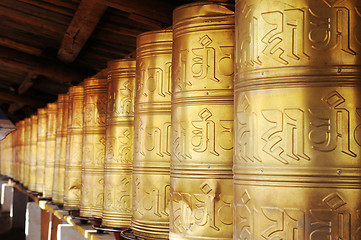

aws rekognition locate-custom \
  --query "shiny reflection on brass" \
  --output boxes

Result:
[102,59,136,228]
[132,30,172,239]
[171,2,235,239]
[53,94,69,204]
[80,73,107,219]
[29,115,38,191]
[43,102,58,198]
[36,108,47,193]
[24,118,31,188]
[64,86,84,209]
[234,0,361,239]
[17,120,25,184]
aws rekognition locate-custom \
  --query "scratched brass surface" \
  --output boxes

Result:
[24,117,31,188]
[132,30,172,239]
[36,108,47,193]
[43,102,58,198]
[170,2,235,240]
[17,120,25,184]
[102,59,136,228]
[28,115,38,191]
[64,86,84,209]
[80,75,107,219]
[234,0,361,239]
[53,94,69,204]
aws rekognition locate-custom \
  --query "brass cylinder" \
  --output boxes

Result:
[53,94,69,204]
[234,0,361,239]
[29,115,38,191]
[132,30,172,239]
[80,74,107,219]
[11,130,16,178]
[43,102,58,198]
[24,117,31,187]
[170,2,235,240]
[102,59,136,228]
[17,120,25,184]
[13,125,19,180]
[36,108,47,193]
[64,86,84,209]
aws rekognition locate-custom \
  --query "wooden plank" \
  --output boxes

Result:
[0,0,72,25]
[0,5,66,34]
[18,0,75,17]
[41,209,51,240]
[100,0,172,25]
[0,46,85,84]
[0,36,43,56]
[50,214,63,240]
[0,89,44,106]
[100,22,143,37]
[57,0,108,63]
[18,72,38,95]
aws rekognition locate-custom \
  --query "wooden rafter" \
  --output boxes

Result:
[0,36,43,56]
[0,89,44,107]
[0,46,85,84]
[100,0,173,26]
[57,0,108,63]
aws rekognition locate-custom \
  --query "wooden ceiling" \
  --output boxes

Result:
[0,0,231,123]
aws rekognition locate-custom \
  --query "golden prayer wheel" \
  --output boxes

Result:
[234,0,361,239]
[80,74,107,219]
[1,134,5,176]
[170,2,235,239]
[11,131,16,178]
[43,102,58,198]
[17,120,25,184]
[53,94,69,204]
[64,86,84,209]
[13,125,20,180]
[24,117,31,187]
[132,30,172,239]
[102,59,136,228]
[29,115,38,191]
[36,108,47,193]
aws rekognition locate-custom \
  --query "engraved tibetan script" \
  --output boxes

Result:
[309,91,356,157]
[261,108,310,164]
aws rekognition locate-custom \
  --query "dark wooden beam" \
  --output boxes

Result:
[0,89,44,107]
[0,36,43,56]
[18,72,38,95]
[100,0,173,26]
[57,0,108,63]
[0,46,85,84]
[8,103,25,114]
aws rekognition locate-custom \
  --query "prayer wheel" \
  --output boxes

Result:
[170,2,235,239]
[132,30,172,239]
[24,117,31,187]
[14,124,19,180]
[102,59,136,228]
[36,108,47,193]
[64,86,84,209]
[43,102,57,198]
[11,131,16,178]
[80,73,107,219]
[234,0,361,239]
[1,134,6,176]
[17,120,25,184]
[29,115,38,192]
[53,94,69,204]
